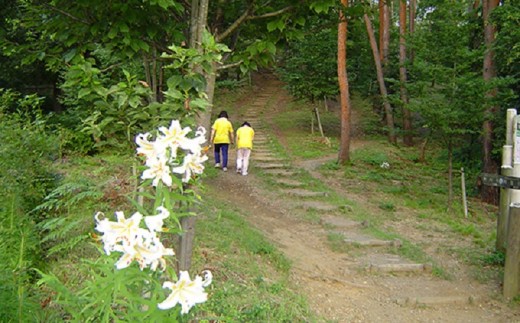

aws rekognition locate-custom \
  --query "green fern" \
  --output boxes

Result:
[33,181,102,213]
[35,181,102,258]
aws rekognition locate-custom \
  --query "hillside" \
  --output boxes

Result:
[204,72,520,322]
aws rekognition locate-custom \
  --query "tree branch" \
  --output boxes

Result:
[215,4,294,42]
[247,6,293,20]
[216,4,253,42]
[43,4,90,25]
[217,60,243,70]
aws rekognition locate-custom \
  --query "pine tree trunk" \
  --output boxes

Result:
[399,0,414,146]
[364,13,396,144]
[379,0,390,70]
[338,0,351,165]
[481,0,500,204]
[448,141,453,211]
[409,0,416,63]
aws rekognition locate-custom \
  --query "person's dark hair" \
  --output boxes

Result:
[218,111,228,118]
[241,121,251,127]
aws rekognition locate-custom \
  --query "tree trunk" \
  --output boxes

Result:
[379,0,390,70]
[481,0,500,204]
[364,13,396,144]
[409,0,416,63]
[399,0,413,146]
[189,0,212,131]
[338,0,351,165]
[448,140,453,211]
[201,61,218,131]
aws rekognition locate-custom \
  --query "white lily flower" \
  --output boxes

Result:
[114,235,174,271]
[142,155,173,187]
[157,270,212,313]
[136,133,166,159]
[94,211,145,254]
[201,270,213,287]
[144,206,170,233]
[179,126,207,154]
[195,126,206,138]
[172,152,208,183]
[143,238,175,271]
[158,120,191,151]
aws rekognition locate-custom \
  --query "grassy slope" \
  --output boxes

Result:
[241,85,505,284]
[39,80,512,320]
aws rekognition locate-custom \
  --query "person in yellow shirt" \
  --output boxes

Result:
[209,111,234,171]
[235,121,255,176]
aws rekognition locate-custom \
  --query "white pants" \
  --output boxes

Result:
[236,148,252,175]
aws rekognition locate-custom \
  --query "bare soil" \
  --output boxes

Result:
[205,72,520,322]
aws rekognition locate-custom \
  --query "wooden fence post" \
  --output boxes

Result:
[498,163,512,252]
[498,109,518,252]
[177,215,196,271]
[504,205,520,299]
[461,168,468,218]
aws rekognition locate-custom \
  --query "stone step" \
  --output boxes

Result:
[393,295,478,306]
[296,201,339,212]
[282,189,328,198]
[368,263,431,273]
[254,156,285,163]
[320,216,365,229]
[343,237,402,247]
[252,149,273,154]
[255,163,288,169]
[262,169,297,177]
[357,254,432,274]
[275,178,305,187]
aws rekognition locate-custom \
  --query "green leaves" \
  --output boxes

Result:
[310,1,335,14]
[36,254,180,322]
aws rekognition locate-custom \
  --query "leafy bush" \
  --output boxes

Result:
[0,89,59,320]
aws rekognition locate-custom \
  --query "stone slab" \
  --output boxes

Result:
[255,156,285,163]
[255,163,288,169]
[357,253,432,273]
[343,237,401,247]
[320,216,363,228]
[275,178,304,187]
[296,201,338,212]
[262,170,297,177]
[394,296,478,306]
[282,189,328,198]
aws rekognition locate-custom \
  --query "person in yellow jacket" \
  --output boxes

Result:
[209,111,234,171]
[235,121,255,176]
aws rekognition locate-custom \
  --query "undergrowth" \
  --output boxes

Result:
[191,195,314,321]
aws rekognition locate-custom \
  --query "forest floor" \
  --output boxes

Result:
[205,72,520,322]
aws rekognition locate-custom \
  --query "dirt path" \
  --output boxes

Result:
[206,73,519,322]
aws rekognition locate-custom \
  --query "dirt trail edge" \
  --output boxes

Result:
[205,73,519,322]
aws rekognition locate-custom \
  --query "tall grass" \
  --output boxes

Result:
[0,96,59,321]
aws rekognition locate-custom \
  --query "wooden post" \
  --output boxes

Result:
[504,205,520,299]
[311,112,315,135]
[177,215,196,271]
[461,168,468,218]
[498,163,512,252]
[506,109,517,146]
[314,107,325,138]
[498,109,517,252]
[511,115,520,204]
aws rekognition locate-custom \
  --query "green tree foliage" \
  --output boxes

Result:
[7,0,185,70]
[276,7,373,104]
[277,18,338,102]
[406,1,485,163]
[493,2,520,108]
